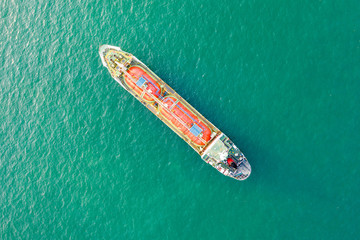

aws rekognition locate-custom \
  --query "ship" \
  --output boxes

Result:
[99,45,251,180]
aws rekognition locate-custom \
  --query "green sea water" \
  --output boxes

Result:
[1,0,359,239]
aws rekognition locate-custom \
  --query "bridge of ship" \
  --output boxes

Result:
[201,134,248,179]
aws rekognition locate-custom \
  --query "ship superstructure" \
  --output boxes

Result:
[99,45,251,180]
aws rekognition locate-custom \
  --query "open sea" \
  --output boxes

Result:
[1,0,359,239]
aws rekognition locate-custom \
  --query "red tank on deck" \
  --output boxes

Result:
[124,66,162,102]
[160,96,211,146]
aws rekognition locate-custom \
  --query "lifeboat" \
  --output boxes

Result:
[124,66,162,101]
[160,96,211,146]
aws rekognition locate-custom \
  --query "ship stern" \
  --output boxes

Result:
[201,133,251,181]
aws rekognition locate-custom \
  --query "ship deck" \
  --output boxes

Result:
[103,48,220,154]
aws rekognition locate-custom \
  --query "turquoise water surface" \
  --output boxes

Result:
[1,0,359,239]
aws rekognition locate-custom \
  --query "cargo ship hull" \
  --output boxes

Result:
[99,45,251,180]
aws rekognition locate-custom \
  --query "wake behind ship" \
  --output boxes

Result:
[99,45,251,180]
